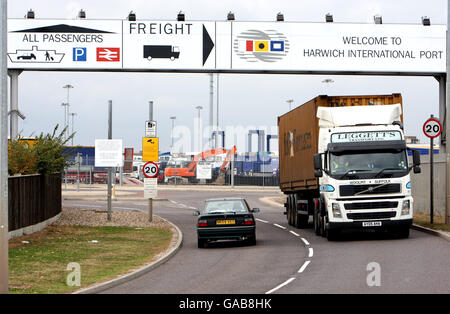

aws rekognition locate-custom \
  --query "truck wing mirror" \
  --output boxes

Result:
[412,150,421,166]
[314,170,323,178]
[313,154,322,170]
[413,165,421,174]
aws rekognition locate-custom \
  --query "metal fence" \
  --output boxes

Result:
[8,173,61,232]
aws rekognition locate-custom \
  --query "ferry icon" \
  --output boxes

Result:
[8,46,65,63]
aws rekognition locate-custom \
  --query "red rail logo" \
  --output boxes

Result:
[96,48,120,62]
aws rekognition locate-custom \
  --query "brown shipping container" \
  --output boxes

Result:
[278,94,403,193]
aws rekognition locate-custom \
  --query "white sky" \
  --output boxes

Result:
[6,0,448,153]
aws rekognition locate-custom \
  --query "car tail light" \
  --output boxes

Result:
[198,220,208,227]
[244,218,254,225]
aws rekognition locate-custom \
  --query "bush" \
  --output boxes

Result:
[8,125,75,176]
[8,140,35,175]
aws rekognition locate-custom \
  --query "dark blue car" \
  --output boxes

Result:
[194,197,260,248]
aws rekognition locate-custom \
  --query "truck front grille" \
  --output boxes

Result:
[347,212,396,220]
[344,201,398,210]
[340,184,401,196]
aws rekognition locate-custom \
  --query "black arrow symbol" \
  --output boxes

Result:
[203,24,214,66]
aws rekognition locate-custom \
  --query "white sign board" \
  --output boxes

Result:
[123,21,216,69]
[230,22,446,74]
[144,178,158,199]
[7,19,447,74]
[331,131,402,143]
[8,19,122,70]
[196,163,212,180]
[145,120,157,137]
[95,139,123,167]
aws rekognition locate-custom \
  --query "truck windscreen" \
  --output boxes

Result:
[329,150,408,179]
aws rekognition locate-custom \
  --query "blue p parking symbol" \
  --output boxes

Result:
[73,48,87,61]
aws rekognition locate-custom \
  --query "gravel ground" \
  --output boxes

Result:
[53,207,171,228]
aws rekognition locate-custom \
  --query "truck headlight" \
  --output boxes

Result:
[320,185,335,192]
[406,182,411,189]
[401,200,410,216]
[332,203,342,218]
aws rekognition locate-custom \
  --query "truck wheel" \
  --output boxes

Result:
[297,214,309,229]
[326,228,339,241]
[287,196,293,226]
[314,209,321,235]
[396,226,410,239]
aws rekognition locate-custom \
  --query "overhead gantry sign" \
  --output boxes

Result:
[6,19,446,75]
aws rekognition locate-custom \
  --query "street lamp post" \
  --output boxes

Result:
[322,79,334,95]
[70,112,76,146]
[286,99,294,111]
[170,116,177,185]
[170,116,176,151]
[195,106,203,152]
[63,84,73,139]
[61,102,69,139]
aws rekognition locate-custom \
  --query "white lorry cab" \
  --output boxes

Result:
[313,104,421,239]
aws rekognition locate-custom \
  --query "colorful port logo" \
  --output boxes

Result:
[233,30,289,63]
[245,40,285,52]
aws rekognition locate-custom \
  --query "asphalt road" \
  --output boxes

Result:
[63,189,450,294]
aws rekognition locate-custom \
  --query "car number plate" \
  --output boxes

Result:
[362,221,382,227]
[216,220,235,225]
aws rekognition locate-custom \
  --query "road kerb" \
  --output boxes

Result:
[411,224,450,242]
[72,216,183,294]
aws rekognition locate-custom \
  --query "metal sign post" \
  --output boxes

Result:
[423,115,442,224]
[143,162,159,222]
[107,101,112,221]
[0,0,8,295]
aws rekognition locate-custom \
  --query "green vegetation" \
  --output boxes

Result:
[8,125,74,176]
[9,225,173,294]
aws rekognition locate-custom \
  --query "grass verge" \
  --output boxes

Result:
[414,213,450,232]
[9,225,173,294]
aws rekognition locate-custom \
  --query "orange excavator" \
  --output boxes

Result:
[164,146,237,182]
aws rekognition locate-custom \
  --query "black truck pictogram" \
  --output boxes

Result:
[143,45,180,61]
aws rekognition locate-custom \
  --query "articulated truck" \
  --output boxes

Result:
[278,94,421,240]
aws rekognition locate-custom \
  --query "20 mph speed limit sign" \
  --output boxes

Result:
[143,161,159,178]
[423,118,442,139]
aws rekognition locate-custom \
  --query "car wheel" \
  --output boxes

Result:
[247,233,256,246]
[198,238,206,248]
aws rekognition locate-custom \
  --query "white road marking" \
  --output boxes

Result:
[289,231,300,237]
[255,218,269,223]
[308,248,314,258]
[265,277,296,295]
[298,260,311,273]
[273,223,286,230]
[301,238,310,246]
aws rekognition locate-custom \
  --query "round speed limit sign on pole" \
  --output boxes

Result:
[143,161,159,178]
[423,115,441,226]
[423,117,442,139]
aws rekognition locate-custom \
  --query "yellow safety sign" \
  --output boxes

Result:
[142,137,159,162]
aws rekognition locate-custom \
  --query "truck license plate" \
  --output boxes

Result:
[362,221,382,227]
